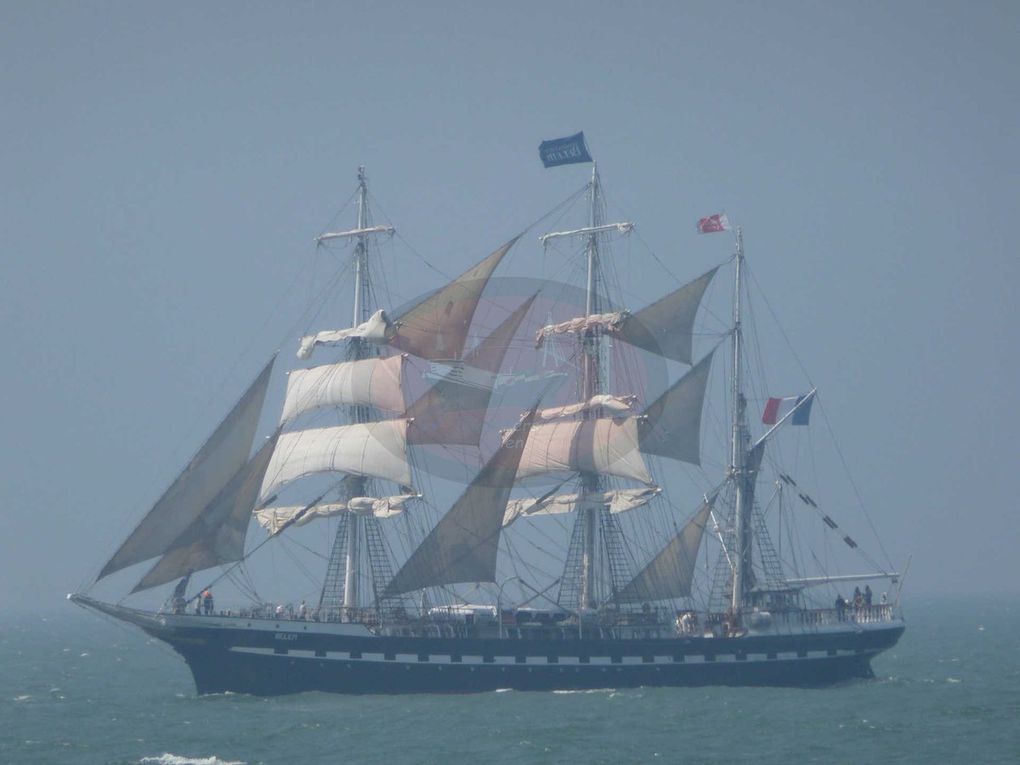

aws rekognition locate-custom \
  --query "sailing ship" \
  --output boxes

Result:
[72,140,905,695]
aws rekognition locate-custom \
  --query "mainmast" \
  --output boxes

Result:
[579,165,603,611]
[540,163,634,613]
[729,228,752,615]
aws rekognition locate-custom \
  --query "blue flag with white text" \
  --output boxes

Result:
[539,132,593,168]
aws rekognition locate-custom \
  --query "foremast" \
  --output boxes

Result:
[344,167,372,615]
[319,167,396,619]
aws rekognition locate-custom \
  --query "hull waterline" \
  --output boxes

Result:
[72,594,904,696]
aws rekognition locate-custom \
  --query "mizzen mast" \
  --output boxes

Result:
[729,228,753,616]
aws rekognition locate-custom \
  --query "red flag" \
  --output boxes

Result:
[697,213,730,234]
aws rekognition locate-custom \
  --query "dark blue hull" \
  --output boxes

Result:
[156,621,904,696]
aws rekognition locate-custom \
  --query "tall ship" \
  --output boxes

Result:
[72,135,905,695]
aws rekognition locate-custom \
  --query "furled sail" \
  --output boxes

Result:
[130,432,280,593]
[98,357,276,581]
[254,494,419,534]
[615,268,717,365]
[407,294,537,445]
[503,486,660,526]
[515,416,653,484]
[297,309,395,359]
[735,442,766,592]
[535,311,626,347]
[538,394,636,421]
[279,354,405,424]
[638,350,715,466]
[389,236,520,361]
[259,420,412,501]
[384,409,538,595]
[616,493,717,603]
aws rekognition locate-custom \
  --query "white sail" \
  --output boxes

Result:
[503,486,660,526]
[254,494,418,534]
[280,354,405,424]
[514,417,652,484]
[259,420,412,500]
[297,309,395,359]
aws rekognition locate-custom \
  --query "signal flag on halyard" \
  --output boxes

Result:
[762,395,813,426]
[697,213,730,234]
[539,132,593,168]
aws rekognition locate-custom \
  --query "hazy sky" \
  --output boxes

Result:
[1,1,1017,611]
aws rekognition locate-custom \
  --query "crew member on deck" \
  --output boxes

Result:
[202,589,214,616]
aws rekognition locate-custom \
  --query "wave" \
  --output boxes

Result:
[139,754,246,765]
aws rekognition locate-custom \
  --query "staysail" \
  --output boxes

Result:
[296,236,517,362]
[97,357,276,581]
[384,409,538,595]
[130,432,280,593]
[615,268,717,364]
[407,294,537,445]
[616,493,716,603]
[388,236,520,361]
[534,268,716,365]
[638,351,715,465]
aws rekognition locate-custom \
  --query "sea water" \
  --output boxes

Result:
[1,594,1017,764]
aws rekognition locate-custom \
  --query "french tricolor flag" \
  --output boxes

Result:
[762,395,813,426]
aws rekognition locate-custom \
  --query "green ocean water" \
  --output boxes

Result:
[1,595,1017,765]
